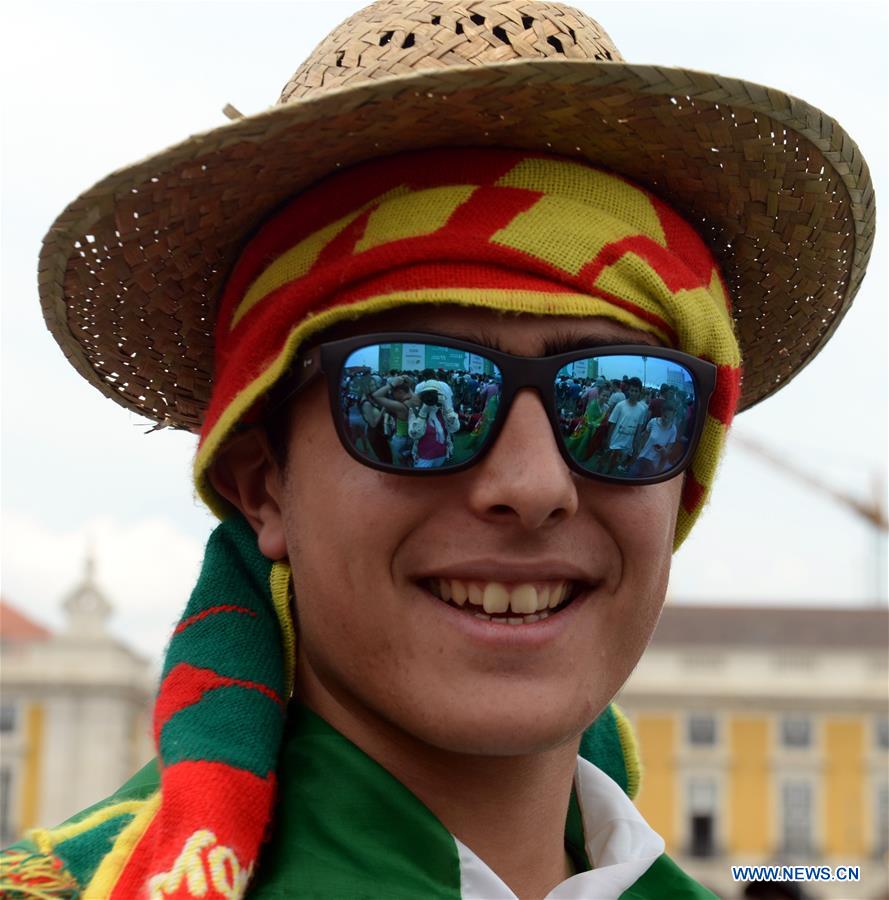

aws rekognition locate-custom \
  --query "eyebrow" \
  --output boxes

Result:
[434,328,650,356]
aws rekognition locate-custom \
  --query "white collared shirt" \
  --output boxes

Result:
[453,757,665,899]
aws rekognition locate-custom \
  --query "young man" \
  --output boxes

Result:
[605,378,648,474]
[0,1,873,898]
[632,404,679,478]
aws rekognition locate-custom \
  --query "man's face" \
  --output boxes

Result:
[628,385,641,402]
[273,306,682,756]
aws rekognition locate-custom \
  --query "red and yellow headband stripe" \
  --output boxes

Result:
[197,148,741,548]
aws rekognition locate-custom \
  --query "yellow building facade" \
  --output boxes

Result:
[619,605,889,899]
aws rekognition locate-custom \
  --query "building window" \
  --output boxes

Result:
[687,778,718,857]
[877,784,889,857]
[876,716,889,751]
[781,780,813,855]
[688,714,716,747]
[0,767,11,846]
[781,715,811,749]
[0,704,15,734]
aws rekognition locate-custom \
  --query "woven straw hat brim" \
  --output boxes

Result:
[39,58,874,432]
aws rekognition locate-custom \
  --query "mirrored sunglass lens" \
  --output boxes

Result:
[556,354,697,479]
[340,343,502,470]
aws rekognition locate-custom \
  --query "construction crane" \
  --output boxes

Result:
[732,431,888,603]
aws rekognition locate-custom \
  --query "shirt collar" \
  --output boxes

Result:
[453,756,664,899]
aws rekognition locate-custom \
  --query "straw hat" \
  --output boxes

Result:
[39,0,874,431]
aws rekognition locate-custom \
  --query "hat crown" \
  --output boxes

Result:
[279,0,623,104]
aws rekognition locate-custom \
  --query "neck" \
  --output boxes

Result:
[389,737,579,899]
[300,678,579,899]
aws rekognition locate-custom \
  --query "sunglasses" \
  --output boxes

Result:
[267,333,716,485]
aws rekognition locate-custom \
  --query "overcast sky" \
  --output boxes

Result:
[2,1,887,665]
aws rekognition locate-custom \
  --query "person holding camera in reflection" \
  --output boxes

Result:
[371,374,418,467]
[408,380,461,468]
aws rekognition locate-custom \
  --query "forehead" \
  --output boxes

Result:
[315,304,662,356]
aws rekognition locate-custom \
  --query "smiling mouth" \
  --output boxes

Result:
[424,578,585,624]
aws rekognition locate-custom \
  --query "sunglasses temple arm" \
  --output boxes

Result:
[293,346,323,392]
[255,347,324,425]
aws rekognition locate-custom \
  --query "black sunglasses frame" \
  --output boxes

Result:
[270,332,717,487]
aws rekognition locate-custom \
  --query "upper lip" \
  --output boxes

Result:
[414,559,600,586]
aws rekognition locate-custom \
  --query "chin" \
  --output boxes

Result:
[388,689,602,759]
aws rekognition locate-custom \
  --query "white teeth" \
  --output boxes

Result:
[549,583,568,608]
[431,578,576,620]
[510,584,538,615]
[482,611,549,625]
[482,583,510,615]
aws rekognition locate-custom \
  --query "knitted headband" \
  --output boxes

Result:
[196,148,742,547]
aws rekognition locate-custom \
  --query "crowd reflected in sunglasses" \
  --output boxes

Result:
[338,343,698,479]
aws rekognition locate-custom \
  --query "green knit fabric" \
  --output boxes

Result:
[51,816,136,888]
[158,685,282,777]
[579,703,631,795]
[0,761,160,893]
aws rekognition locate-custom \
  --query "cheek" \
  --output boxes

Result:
[579,478,681,689]
[284,413,384,587]
[592,476,680,581]
[279,393,430,681]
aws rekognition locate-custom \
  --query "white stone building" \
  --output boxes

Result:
[0,558,155,843]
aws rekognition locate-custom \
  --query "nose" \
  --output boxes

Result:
[466,388,579,530]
